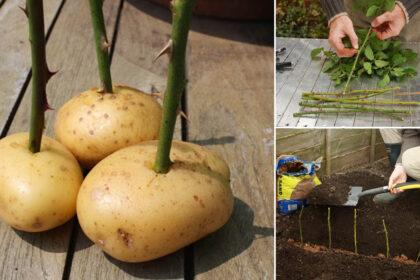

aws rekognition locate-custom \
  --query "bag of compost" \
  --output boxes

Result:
[276,155,322,215]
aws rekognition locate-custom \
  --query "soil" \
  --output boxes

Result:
[277,159,420,279]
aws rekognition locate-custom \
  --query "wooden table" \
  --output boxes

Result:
[276,37,420,127]
[0,1,274,279]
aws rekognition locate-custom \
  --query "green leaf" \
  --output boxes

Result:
[311,47,323,58]
[322,61,335,72]
[363,62,372,74]
[384,0,395,12]
[382,39,391,50]
[405,49,418,60]
[392,41,402,48]
[376,51,388,59]
[334,79,342,86]
[391,67,404,77]
[392,54,407,65]
[404,68,418,76]
[375,60,389,68]
[364,45,374,60]
[377,74,390,88]
[366,5,378,17]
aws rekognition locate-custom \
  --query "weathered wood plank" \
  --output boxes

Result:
[277,39,312,126]
[187,19,274,280]
[279,39,324,127]
[0,0,62,135]
[4,0,120,279]
[68,1,184,279]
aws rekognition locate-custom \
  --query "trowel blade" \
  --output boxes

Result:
[342,186,363,206]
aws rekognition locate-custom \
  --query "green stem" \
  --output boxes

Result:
[343,27,372,94]
[303,87,399,96]
[301,95,419,105]
[299,206,304,247]
[154,0,196,174]
[28,0,48,153]
[293,110,403,121]
[89,0,113,93]
[354,209,358,254]
[298,102,412,114]
[416,250,420,263]
[328,207,332,250]
[382,219,389,258]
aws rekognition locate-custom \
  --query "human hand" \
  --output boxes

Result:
[371,4,406,40]
[328,15,359,57]
[388,163,406,194]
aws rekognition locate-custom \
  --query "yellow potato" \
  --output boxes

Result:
[77,140,234,262]
[54,84,162,169]
[0,133,83,232]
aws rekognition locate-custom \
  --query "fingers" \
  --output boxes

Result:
[372,12,392,28]
[373,25,398,40]
[347,28,359,50]
[390,187,404,194]
[329,36,358,57]
[329,15,358,57]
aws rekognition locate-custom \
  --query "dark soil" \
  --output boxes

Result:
[277,241,420,280]
[277,159,420,279]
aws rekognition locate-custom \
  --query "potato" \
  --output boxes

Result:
[77,140,234,262]
[54,84,162,169]
[0,133,83,232]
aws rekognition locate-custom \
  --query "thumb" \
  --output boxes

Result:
[372,12,391,28]
[347,28,359,49]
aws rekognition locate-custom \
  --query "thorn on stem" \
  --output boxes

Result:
[46,68,59,83]
[101,35,110,52]
[19,5,29,18]
[153,39,173,62]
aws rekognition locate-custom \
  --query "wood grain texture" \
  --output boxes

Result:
[68,1,184,279]
[0,0,62,135]
[276,38,420,127]
[186,17,274,279]
[3,0,120,279]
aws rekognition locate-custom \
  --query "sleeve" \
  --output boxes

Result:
[320,0,348,25]
[397,129,420,163]
[397,1,420,23]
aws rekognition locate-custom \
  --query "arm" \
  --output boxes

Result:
[390,130,420,193]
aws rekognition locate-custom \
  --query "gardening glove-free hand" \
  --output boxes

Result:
[372,4,406,40]
[388,163,406,194]
[329,15,359,57]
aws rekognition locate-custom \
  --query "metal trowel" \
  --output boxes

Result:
[343,181,420,206]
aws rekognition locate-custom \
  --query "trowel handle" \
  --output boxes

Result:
[358,186,389,198]
[393,181,420,190]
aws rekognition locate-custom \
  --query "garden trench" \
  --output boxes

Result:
[277,159,420,279]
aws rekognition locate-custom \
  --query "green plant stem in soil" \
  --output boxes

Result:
[382,219,390,258]
[27,0,48,153]
[301,95,419,105]
[302,87,400,96]
[89,0,113,93]
[328,207,332,250]
[299,206,304,246]
[343,27,372,94]
[416,250,420,263]
[293,110,403,121]
[154,0,195,174]
[354,209,358,254]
